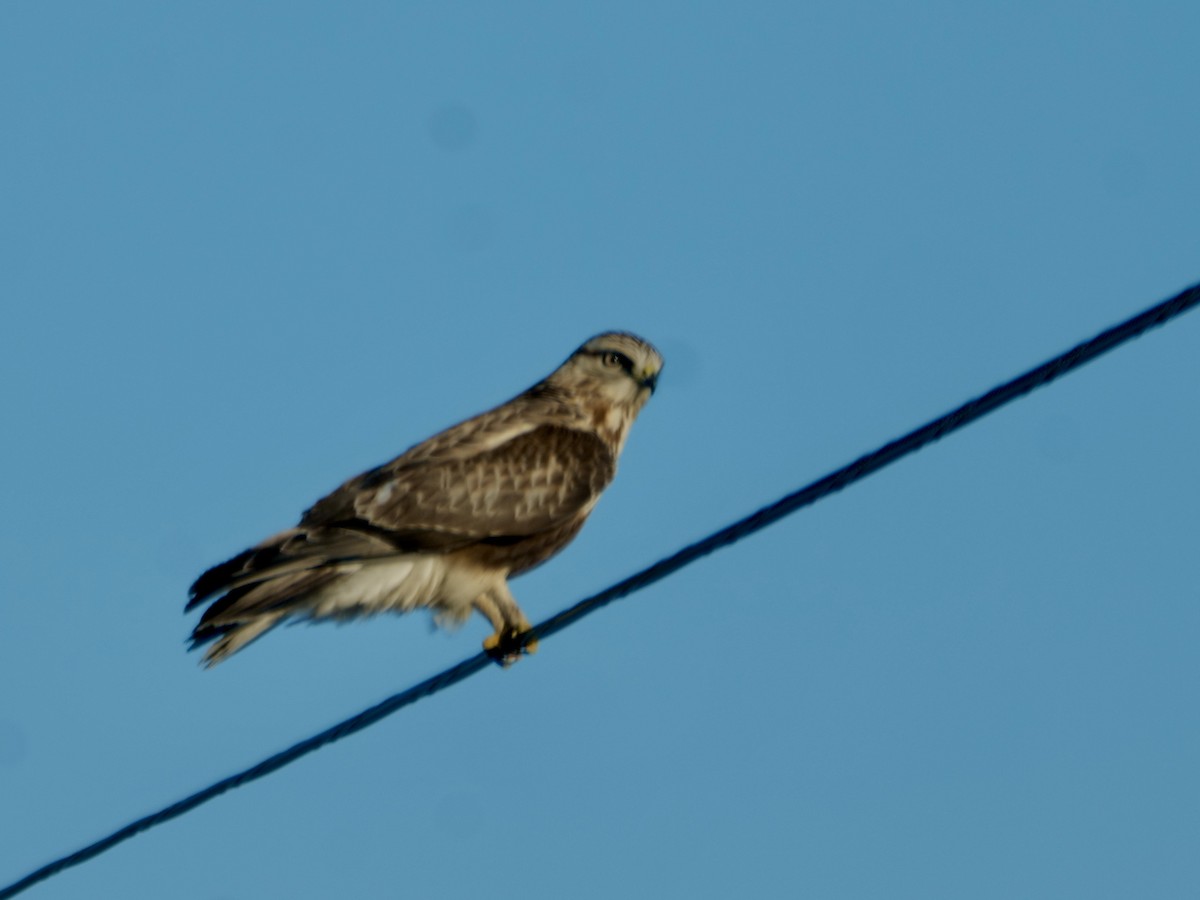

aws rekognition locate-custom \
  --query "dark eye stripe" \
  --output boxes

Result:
[597,349,635,372]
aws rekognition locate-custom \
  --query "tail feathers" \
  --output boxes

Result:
[190,614,287,667]
[188,567,339,665]
[187,552,251,612]
[187,525,400,666]
[186,528,333,614]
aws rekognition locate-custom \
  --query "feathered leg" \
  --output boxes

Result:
[475,583,538,665]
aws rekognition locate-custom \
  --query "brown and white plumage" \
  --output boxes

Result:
[187,332,662,666]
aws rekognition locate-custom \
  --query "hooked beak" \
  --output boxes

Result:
[640,369,659,394]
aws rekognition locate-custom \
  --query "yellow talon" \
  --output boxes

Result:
[483,627,538,666]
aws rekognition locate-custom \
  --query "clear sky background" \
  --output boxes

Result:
[2,4,1199,899]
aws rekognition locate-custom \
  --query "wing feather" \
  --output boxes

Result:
[306,425,615,541]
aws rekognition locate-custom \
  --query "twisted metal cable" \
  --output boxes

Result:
[3,280,1197,900]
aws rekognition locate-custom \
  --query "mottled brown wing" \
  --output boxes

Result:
[305,425,616,542]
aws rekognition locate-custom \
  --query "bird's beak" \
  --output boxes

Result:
[639,368,659,394]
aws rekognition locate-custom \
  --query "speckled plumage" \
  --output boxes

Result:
[187,332,662,666]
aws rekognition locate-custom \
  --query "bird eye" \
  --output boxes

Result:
[597,348,633,369]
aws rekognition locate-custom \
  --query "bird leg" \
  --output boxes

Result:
[475,585,538,666]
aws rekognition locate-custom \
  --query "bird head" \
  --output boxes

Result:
[544,331,663,449]
[566,330,662,402]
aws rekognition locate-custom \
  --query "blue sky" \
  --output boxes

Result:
[2,3,1199,898]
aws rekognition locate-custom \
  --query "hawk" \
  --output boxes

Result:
[187,332,663,666]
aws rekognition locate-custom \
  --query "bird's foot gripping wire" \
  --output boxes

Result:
[483,626,539,667]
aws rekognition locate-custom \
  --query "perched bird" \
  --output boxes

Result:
[187,332,662,666]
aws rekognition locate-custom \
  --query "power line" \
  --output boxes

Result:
[3,280,1198,899]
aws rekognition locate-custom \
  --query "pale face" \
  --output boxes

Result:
[566,331,664,410]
